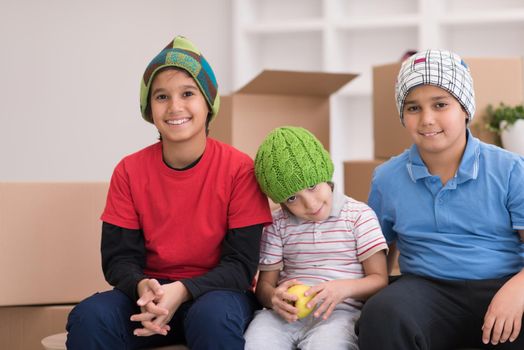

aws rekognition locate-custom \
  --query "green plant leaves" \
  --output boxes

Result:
[485,103,524,134]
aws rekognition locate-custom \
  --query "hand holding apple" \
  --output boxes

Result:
[270,279,303,322]
[305,280,351,320]
[287,284,317,319]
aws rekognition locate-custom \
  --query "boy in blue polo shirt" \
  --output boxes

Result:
[358,49,524,349]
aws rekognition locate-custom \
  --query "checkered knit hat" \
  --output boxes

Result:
[395,49,475,124]
[254,127,334,203]
[140,35,220,123]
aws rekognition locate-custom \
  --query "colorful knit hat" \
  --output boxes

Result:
[395,49,475,124]
[140,35,220,123]
[254,127,334,203]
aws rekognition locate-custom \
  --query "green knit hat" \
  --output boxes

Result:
[254,127,334,203]
[140,35,220,123]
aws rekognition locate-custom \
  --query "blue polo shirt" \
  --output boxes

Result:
[369,130,524,280]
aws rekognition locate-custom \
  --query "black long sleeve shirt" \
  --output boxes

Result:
[101,222,263,301]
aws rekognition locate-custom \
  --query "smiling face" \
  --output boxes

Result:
[149,68,210,146]
[402,84,468,160]
[282,182,333,222]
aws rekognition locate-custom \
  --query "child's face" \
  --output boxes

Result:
[402,85,468,158]
[149,69,209,145]
[282,182,333,222]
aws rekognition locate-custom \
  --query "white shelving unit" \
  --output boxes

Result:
[232,0,524,186]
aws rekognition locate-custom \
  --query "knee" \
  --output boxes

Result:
[304,327,358,350]
[358,291,423,350]
[185,291,252,340]
[359,292,404,326]
[357,291,412,344]
[67,294,107,332]
[67,290,132,333]
[66,294,112,348]
[244,310,280,347]
[188,305,231,333]
[66,291,137,349]
[187,293,242,330]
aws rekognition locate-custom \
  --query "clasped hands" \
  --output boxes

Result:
[130,278,188,336]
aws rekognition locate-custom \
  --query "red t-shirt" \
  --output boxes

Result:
[101,138,272,281]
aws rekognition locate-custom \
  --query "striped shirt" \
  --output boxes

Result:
[259,191,387,307]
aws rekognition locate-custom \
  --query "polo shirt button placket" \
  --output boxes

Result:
[435,196,441,229]
[426,177,441,195]
[313,222,322,239]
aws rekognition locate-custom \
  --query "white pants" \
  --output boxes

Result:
[244,305,359,350]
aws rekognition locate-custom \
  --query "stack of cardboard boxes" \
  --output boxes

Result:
[0,183,111,350]
[344,56,524,203]
[210,70,358,159]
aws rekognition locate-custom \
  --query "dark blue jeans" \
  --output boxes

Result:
[66,288,258,350]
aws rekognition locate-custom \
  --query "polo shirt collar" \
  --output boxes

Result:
[286,189,345,225]
[455,129,480,184]
[406,129,480,184]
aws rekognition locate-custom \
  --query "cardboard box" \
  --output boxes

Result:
[343,161,401,275]
[210,70,358,158]
[0,305,73,350]
[343,160,385,203]
[372,63,410,159]
[0,183,111,306]
[373,57,524,159]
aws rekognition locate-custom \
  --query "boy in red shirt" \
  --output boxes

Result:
[66,35,272,350]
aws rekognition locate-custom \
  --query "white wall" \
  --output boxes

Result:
[0,0,232,181]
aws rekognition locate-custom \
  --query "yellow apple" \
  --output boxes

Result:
[287,284,316,319]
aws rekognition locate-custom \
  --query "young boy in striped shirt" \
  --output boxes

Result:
[244,126,388,350]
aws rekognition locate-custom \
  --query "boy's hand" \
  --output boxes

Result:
[271,279,301,323]
[137,278,164,306]
[132,278,170,336]
[306,280,348,320]
[136,278,169,318]
[131,280,189,336]
[482,274,524,345]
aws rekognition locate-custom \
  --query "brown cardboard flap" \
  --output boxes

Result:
[238,70,358,96]
[231,95,329,158]
[344,160,385,203]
